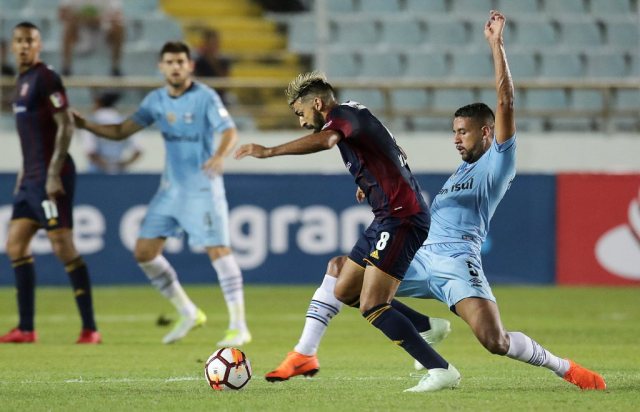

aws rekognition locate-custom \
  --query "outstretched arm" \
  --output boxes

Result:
[485,10,515,144]
[73,111,144,141]
[234,130,341,160]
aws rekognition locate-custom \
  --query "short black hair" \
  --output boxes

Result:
[159,41,191,60]
[14,21,40,32]
[454,103,495,124]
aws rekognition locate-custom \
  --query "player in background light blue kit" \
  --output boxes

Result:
[265,11,605,392]
[73,41,250,346]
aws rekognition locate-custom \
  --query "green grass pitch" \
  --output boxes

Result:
[1,285,639,411]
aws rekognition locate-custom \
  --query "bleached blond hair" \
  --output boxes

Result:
[285,71,335,106]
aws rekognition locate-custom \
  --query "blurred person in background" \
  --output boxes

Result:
[194,29,231,104]
[1,39,16,113]
[1,39,15,76]
[1,22,101,344]
[73,41,251,347]
[81,91,142,174]
[58,0,125,76]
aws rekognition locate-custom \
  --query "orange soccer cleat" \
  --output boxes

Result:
[0,327,37,343]
[563,359,606,390]
[76,329,102,344]
[265,351,320,382]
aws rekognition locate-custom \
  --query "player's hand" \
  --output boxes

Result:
[45,175,65,199]
[355,187,365,203]
[234,143,271,160]
[71,109,86,129]
[203,154,224,176]
[484,10,506,44]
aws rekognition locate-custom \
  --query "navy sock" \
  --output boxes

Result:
[363,303,448,370]
[13,257,36,331]
[65,257,97,331]
[390,299,431,332]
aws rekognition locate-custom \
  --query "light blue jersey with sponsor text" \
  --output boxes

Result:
[426,135,516,252]
[131,82,234,192]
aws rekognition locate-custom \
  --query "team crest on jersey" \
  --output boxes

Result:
[49,92,65,108]
[166,112,176,123]
[183,112,194,124]
[321,120,333,130]
[369,249,379,259]
[20,83,29,96]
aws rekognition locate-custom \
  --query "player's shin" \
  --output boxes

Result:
[139,255,197,317]
[390,299,431,332]
[295,275,342,355]
[212,254,248,332]
[13,256,36,331]
[363,303,449,370]
[506,331,570,376]
[65,257,97,331]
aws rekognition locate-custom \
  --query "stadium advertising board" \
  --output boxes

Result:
[557,173,640,285]
[0,173,555,285]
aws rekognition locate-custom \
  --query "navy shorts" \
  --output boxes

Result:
[12,174,75,230]
[349,211,430,281]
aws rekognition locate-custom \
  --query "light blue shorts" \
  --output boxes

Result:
[139,176,230,248]
[397,243,496,311]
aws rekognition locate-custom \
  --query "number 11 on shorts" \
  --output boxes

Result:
[41,200,59,220]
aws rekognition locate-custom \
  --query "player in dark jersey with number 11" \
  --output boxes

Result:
[0,22,100,344]
[235,72,452,391]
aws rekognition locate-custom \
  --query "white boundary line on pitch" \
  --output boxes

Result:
[7,376,419,385]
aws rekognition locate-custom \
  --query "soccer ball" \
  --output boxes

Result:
[204,347,252,390]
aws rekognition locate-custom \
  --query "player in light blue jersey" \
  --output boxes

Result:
[73,41,250,346]
[265,11,605,392]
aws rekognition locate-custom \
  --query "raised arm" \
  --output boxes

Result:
[46,109,74,198]
[484,10,515,144]
[234,129,341,160]
[73,111,144,141]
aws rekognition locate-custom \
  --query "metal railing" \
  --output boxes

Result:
[1,76,638,132]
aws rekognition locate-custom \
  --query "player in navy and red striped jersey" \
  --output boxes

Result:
[0,22,101,344]
[235,72,452,390]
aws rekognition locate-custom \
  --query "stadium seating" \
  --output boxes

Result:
[391,89,430,111]
[590,0,635,15]
[404,52,449,79]
[360,52,404,78]
[433,89,476,111]
[332,19,380,45]
[559,20,604,48]
[450,51,494,78]
[425,18,468,47]
[326,51,361,78]
[585,51,629,78]
[544,0,587,14]
[360,0,402,13]
[337,89,386,113]
[539,52,584,78]
[451,0,494,14]
[606,18,640,48]
[496,0,540,15]
[404,0,448,14]
[380,19,425,46]
[327,0,356,13]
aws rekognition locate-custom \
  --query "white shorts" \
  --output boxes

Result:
[397,243,496,311]
[139,176,230,247]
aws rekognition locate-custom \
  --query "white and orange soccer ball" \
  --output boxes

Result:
[204,347,252,391]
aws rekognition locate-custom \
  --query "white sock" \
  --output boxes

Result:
[138,255,197,317]
[294,275,343,356]
[212,254,247,332]
[506,331,570,376]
